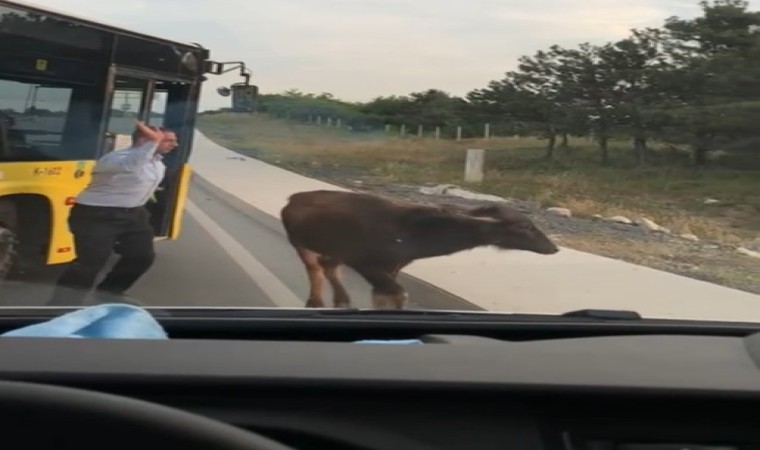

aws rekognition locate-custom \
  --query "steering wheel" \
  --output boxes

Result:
[0,380,296,450]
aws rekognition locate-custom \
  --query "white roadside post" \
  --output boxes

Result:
[465,149,485,183]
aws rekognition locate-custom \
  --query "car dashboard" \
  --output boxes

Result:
[1,315,760,450]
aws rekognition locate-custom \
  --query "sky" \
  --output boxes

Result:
[16,0,760,110]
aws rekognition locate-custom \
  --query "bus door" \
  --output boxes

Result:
[102,70,198,239]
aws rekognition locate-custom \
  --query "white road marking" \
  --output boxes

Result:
[185,199,303,308]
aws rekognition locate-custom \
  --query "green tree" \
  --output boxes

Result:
[659,0,760,165]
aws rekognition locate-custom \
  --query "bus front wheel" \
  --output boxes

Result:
[0,226,16,282]
[0,201,17,282]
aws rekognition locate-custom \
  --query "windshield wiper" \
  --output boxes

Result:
[561,309,642,320]
[0,306,645,322]
[225,307,647,322]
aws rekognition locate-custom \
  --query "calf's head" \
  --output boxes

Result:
[467,205,559,255]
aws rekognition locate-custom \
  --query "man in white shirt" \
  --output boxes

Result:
[48,121,178,305]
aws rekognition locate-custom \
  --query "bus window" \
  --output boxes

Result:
[0,78,73,161]
[105,76,148,151]
[149,90,168,127]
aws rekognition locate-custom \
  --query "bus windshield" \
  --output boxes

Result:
[0,78,98,162]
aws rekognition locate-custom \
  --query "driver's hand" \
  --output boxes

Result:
[134,120,165,142]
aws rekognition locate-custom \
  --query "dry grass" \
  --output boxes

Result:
[198,113,760,245]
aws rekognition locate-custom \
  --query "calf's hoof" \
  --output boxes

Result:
[305,298,325,308]
[371,293,407,310]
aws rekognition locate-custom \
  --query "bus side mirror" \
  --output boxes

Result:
[236,85,258,98]
[231,84,258,112]
[217,87,231,97]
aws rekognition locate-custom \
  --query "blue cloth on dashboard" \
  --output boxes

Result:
[1,303,168,339]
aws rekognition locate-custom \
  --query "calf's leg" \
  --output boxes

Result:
[319,256,351,308]
[295,248,326,307]
[349,263,408,310]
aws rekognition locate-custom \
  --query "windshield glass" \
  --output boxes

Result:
[1,0,759,324]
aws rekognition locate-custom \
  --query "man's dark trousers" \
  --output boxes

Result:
[48,203,155,306]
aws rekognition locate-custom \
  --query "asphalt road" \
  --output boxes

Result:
[0,179,480,311]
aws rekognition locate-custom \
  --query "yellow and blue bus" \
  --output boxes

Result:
[0,0,255,279]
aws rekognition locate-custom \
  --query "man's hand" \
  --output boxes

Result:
[134,120,165,143]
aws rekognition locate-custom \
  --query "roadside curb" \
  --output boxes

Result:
[193,172,285,237]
